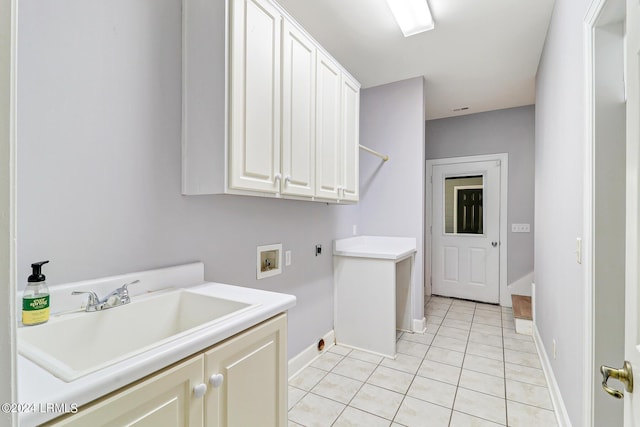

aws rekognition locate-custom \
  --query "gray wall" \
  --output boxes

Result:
[15,0,359,360]
[425,106,535,285]
[358,77,426,324]
[535,0,590,423]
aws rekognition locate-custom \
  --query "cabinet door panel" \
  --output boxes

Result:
[205,314,287,427]
[315,51,342,200]
[46,357,204,427]
[281,21,315,197]
[341,75,359,201]
[229,0,281,192]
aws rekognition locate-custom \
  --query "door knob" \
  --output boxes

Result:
[601,361,634,399]
[491,241,498,247]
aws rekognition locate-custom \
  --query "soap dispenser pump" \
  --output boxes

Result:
[22,260,50,326]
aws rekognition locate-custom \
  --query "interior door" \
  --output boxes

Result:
[625,0,640,424]
[431,160,501,303]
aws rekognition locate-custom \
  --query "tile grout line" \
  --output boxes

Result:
[291,298,546,426]
[502,304,510,426]
[329,347,387,426]
[389,299,447,425]
[447,299,472,426]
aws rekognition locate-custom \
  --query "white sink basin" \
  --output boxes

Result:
[18,288,256,382]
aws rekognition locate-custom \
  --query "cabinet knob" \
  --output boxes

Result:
[284,175,291,186]
[193,383,208,398]
[209,373,225,388]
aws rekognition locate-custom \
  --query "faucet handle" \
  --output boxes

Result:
[72,290,100,308]
[121,280,139,291]
[118,279,139,304]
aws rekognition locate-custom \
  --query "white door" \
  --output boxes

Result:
[603,0,640,422]
[281,20,315,197]
[431,160,501,303]
[229,0,281,193]
[205,314,287,427]
[339,74,360,202]
[624,0,640,424]
[314,51,342,200]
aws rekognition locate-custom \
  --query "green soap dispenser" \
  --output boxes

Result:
[22,260,50,326]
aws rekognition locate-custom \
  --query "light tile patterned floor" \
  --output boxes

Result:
[288,296,557,427]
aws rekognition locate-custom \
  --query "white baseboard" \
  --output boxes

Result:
[288,330,335,381]
[533,323,572,427]
[412,317,426,333]
[515,318,533,335]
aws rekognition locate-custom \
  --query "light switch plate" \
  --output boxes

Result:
[576,237,582,264]
[511,223,530,233]
[285,250,291,266]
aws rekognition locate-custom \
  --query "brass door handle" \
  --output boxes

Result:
[601,361,634,399]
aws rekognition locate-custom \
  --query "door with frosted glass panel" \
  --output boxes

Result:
[431,160,501,303]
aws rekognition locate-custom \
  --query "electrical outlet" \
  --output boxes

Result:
[315,244,322,256]
[352,225,357,236]
[285,250,291,266]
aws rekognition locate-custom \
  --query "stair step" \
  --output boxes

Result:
[512,295,532,320]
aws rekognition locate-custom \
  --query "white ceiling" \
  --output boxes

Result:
[274,0,555,120]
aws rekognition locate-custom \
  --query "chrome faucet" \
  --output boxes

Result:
[72,280,139,312]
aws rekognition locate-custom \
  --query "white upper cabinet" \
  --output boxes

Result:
[182,0,360,202]
[314,51,342,201]
[315,55,360,202]
[340,74,360,202]
[229,0,282,194]
[281,20,316,197]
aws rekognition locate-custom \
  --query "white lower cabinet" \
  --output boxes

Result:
[205,313,287,427]
[45,314,287,427]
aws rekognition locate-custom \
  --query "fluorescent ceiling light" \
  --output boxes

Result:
[386,0,434,37]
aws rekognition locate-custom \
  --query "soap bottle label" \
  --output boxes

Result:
[22,295,50,325]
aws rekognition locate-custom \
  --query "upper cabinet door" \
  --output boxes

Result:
[229,0,282,193]
[340,74,360,202]
[281,21,316,197]
[314,51,342,200]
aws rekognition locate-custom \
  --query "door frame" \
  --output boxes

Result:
[0,0,17,424]
[425,153,509,306]
[584,0,627,425]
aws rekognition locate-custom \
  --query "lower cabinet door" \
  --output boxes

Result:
[46,356,204,427]
[204,314,287,427]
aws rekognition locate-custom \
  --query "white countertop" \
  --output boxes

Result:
[333,235,417,261]
[17,264,295,426]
